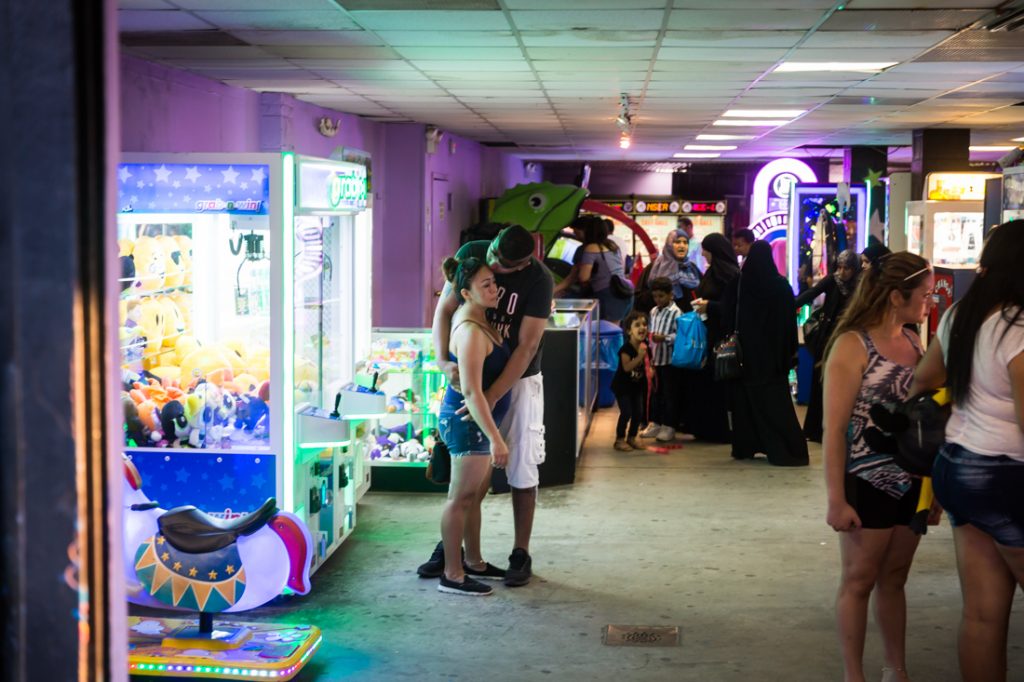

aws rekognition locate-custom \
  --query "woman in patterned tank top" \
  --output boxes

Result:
[822,252,935,682]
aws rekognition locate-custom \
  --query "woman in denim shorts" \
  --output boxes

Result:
[912,220,1024,682]
[435,256,511,597]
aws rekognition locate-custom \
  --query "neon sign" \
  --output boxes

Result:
[751,158,818,223]
[297,159,367,212]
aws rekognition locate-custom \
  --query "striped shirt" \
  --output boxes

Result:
[649,302,681,366]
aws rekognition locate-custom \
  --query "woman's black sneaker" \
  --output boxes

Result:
[463,561,506,581]
[504,548,532,587]
[417,541,465,578]
[437,575,493,596]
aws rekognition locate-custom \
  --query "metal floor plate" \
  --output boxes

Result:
[602,624,680,647]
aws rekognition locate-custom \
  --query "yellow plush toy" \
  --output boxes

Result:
[158,235,184,288]
[174,235,193,287]
[133,298,166,365]
[173,334,200,365]
[157,296,185,349]
[131,235,166,293]
[148,364,182,384]
[179,346,234,388]
[167,290,191,332]
[244,346,271,383]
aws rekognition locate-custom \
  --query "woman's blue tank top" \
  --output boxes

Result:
[441,321,512,425]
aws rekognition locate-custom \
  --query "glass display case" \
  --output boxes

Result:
[540,299,598,487]
[118,152,372,573]
[1003,166,1024,223]
[787,183,868,293]
[350,329,448,492]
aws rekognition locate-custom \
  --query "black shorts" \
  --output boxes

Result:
[844,474,923,529]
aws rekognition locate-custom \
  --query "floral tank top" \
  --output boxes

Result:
[846,329,922,499]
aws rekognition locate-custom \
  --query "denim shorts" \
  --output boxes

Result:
[438,409,490,456]
[932,442,1024,548]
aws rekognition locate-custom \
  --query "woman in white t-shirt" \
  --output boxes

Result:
[911,219,1024,682]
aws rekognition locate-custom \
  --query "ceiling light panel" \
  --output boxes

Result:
[667,10,822,30]
[509,10,666,30]
[191,11,359,31]
[684,144,737,150]
[723,109,805,118]
[349,10,510,31]
[696,134,756,140]
[713,119,791,126]
[673,152,721,158]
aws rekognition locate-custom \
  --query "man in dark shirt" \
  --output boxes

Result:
[417,224,553,587]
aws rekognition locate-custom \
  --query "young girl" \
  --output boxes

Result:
[823,251,935,682]
[612,311,651,451]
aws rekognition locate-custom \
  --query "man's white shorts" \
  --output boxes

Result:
[498,373,546,489]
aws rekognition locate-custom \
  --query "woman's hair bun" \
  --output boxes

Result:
[442,256,460,283]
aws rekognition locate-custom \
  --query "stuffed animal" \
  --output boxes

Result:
[147,364,181,385]
[159,399,190,447]
[157,296,185,349]
[174,234,193,286]
[179,346,234,388]
[157,235,184,288]
[123,392,149,447]
[134,398,162,444]
[244,346,271,384]
[173,334,200,365]
[257,379,270,403]
[119,239,136,293]
[235,394,269,436]
[167,291,191,333]
[130,235,166,293]
[133,298,165,363]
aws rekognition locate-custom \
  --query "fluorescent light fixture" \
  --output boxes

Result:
[619,133,631,149]
[685,144,737,151]
[696,134,756,141]
[673,152,721,158]
[1014,137,1024,143]
[969,145,1015,152]
[722,109,805,118]
[713,119,791,127]
[773,61,897,73]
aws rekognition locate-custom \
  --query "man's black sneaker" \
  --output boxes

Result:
[463,561,507,581]
[417,541,465,578]
[437,574,493,596]
[504,548,532,587]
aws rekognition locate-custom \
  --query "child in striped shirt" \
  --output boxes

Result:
[641,277,682,442]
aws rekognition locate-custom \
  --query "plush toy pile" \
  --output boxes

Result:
[119,233,272,449]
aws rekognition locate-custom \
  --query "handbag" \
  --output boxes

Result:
[802,307,828,355]
[671,311,707,370]
[713,274,743,381]
[425,440,451,484]
[599,250,635,299]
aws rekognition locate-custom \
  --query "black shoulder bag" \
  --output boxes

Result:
[713,274,743,381]
[599,249,635,299]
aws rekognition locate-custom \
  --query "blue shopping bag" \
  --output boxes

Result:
[671,311,707,370]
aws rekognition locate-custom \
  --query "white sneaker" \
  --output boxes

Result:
[640,423,662,438]
[656,426,676,442]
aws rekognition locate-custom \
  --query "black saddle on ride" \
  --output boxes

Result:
[158,497,278,554]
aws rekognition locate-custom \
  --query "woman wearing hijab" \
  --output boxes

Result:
[684,233,741,442]
[649,228,702,312]
[701,240,808,466]
[794,249,863,442]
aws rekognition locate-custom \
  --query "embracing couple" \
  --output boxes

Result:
[416,224,554,596]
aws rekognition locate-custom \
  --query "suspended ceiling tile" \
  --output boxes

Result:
[818,9,987,31]
[440,80,545,89]
[120,0,177,8]
[426,70,539,80]
[292,58,422,71]
[667,9,823,30]
[533,60,650,72]
[336,0,501,7]
[787,47,924,62]
[529,46,655,61]
[411,60,531,71]
[394,46,525,59]
[373,30,518,46]
[319,69,435,81]
[509,9,667,31]
[227,30,384,46]
[176,0,336,7]
[119,10,215,31]
[191,10,358,30]
[519,29,659,47]
[888,61,1021,75]
[658,47,787,61]
[348,10,510,30]
[801,30,954,48]
[662,30,803,48]
[260,46,402,59]
[504,0,666,7]
[447,90,545,97]
[652,60,772,73]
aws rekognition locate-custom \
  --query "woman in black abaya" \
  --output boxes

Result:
[684,233,740,442]
[712,241,808,466]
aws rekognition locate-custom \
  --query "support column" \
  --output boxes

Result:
[844,146,888,242]
[259,92,295,152]
[911,129,971,200]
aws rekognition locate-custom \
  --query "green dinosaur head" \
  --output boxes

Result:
[489,182,588,250]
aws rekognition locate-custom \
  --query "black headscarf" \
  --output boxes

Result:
[861,242,891,269]
[740,240,786,296]
[735,240,798,382]
[700,233,740,288]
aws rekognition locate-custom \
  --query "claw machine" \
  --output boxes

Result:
[117,152,372,572]
[905,172,998,342]
[787,183,868,294]
[1003,166,1024,223]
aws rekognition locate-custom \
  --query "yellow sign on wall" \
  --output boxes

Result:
[925,173,999,201]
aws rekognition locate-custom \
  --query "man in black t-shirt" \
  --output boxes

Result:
[416,224,553,588]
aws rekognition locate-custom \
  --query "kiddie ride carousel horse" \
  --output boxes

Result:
[123,456,321,680]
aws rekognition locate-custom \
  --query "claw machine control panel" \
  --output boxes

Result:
[117,152,373,574]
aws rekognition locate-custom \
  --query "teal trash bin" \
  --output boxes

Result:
[596,320,623,408]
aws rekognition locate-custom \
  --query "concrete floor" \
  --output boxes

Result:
[134,408,1024,681]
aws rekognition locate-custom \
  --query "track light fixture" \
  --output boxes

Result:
[617,94,634,148]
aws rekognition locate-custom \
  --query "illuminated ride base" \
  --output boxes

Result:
[128,615,321,680]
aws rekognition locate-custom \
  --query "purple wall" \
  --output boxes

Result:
[120,55,540,328]
[544,164,671,196]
